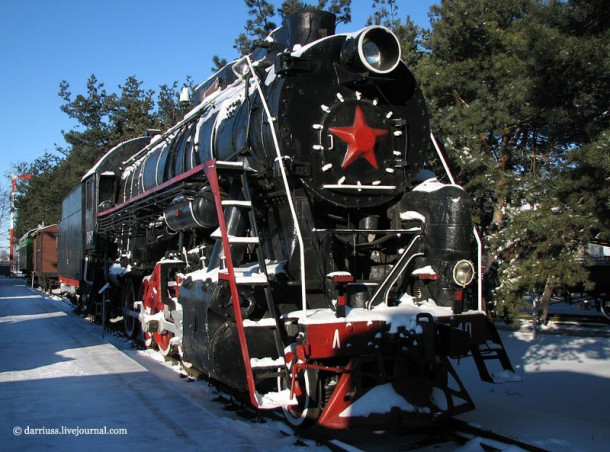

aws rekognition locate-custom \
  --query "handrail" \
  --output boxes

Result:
[245,56,308,320]
[204,161,259,407]
[367,234,423,309]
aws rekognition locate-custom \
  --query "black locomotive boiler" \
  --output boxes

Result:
[58,12,515,428]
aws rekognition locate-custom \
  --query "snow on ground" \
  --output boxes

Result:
[455,324,610,452]
[1,275,608,451]
[0,277,327,452]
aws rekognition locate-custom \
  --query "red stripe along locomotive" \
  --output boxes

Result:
[58,11,515,429]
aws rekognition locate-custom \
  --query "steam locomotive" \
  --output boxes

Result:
[58,12,515,428]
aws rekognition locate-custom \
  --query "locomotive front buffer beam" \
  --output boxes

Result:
[282,309,514,429]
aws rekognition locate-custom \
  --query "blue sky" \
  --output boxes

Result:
[0,0,435,248]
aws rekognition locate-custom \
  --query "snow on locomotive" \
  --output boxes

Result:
[58,12,515,428]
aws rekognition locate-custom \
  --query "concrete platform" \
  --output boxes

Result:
[0,277,293,451]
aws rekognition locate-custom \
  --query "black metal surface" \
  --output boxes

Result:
[179,276,278,390]
[58,185,84,282]
[285,10,336,47]
[275,36,428,208]
[401,184,473,307]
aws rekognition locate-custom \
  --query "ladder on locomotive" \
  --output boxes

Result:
[203,159,296,409]
[470,318,515,383]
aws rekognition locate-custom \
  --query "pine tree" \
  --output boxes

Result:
[211,55,228,73]
[234,0,277,55]
[415,0,554,316]
[490,0,610,318]
[277,0,306,20]
[156,82,181,130]
[316,0,350,24]
[107,75,157,145]
[58,74,112,176]
[14,73,194,238]
[13,153,64,237]
[279,1,351,24]
[558,132,610,240]
[58,75,110,152]
[417,0,539,219]
[416,0,609,317]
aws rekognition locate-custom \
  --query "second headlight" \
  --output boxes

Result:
[453,260,475,287]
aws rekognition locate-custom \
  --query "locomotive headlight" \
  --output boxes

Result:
[362,40,382,69]
[453,260,475,287]
[342,26,401,74]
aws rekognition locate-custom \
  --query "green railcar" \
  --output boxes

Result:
[18,231,35,275]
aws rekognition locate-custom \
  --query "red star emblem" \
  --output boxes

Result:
[329,106,388,169]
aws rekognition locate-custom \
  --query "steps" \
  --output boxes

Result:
[470,317,515,383]
[203,159,292,409]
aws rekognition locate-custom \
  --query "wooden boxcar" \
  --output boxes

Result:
[32,224,58,290]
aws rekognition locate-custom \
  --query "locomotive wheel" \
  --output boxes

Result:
[278,368,320,426]
[140,277,153,347]
[122,279,139,338]
[152,293,174,356]
[154,327,174,356]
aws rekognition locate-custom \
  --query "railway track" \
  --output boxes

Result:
[80,304,546,451]
[511,312,610,338]
[293,418,549,451]
[56,291,600,450]
[196,392,550,452]
[544,312,609,325]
